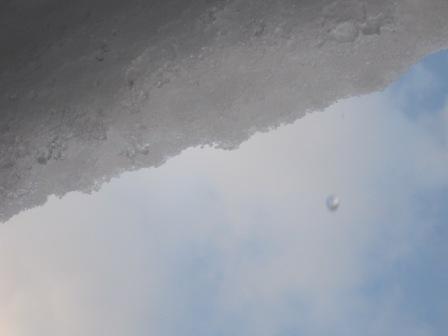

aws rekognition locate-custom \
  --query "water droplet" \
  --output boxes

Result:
[326,194,340,211]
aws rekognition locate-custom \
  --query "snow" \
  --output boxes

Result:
[1,0,448,222]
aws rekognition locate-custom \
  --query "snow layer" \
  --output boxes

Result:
[1,0,448,222]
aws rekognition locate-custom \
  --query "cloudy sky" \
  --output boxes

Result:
[1,50,448,336]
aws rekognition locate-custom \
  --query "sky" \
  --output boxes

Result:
[1,50,448,336]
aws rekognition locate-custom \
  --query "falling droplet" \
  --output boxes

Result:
[326,194,340,211]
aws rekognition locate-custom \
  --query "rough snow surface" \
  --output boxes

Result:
[1,0,448,221]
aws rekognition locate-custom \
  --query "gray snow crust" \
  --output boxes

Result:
[1,0,448,222]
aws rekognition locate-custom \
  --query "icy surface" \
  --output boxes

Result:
[1,0,448,221]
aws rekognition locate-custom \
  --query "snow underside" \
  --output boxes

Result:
[1,0,448,221]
